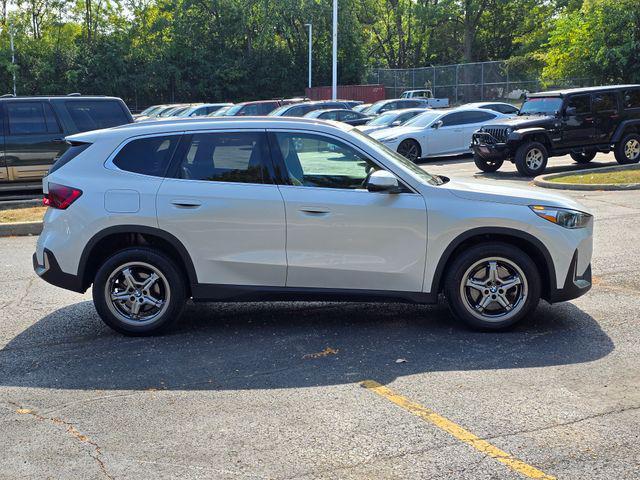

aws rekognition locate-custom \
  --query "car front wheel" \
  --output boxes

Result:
[444,243,541,330]
[93,248,186,335]
[397,139,421,162]
[514,141,548,176]
[474,153,504,173]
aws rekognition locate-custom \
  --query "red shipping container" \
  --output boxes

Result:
[305,84,386,103]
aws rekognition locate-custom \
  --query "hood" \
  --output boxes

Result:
[370,125,421,140]
[484,115,554,129]
[357,124,387,134]
[443,178,589,211]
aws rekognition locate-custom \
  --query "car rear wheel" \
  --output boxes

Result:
[570,150,597,164]
[397,139,421,162]
[614,133,640,165]
[515,141,548,177]
[444,243,541,330]
[474,153,504,173]
[93,248,186,335]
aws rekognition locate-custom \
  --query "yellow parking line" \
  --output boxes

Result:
[361,380,555,480]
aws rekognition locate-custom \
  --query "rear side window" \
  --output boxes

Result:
[65,101,129,132]
[592,92,618,113]
[258,102,278,115]
[49,143,91,174]
[6,102,61,135]
[175,132,271,184]
[113,135,180,177]
[623,89,640,109]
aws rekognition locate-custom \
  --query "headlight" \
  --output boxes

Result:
[380,137,398,143]
[529,205,592,229]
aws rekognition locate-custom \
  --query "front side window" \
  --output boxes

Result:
[440,112,470,127]
[592,92,618,113]
[113,135,180,177]
[65,100,129,131]
[176,131,271,184]
[6,102,60,135]
[566,95,591,115]
[271,132,378,189]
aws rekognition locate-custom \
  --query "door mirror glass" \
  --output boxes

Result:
[432,120,443,129]
[391,120,402,126]
[366,170,401,193]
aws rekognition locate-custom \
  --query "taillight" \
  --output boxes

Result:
[43,183,83,209]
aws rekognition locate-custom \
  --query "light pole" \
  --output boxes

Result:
[8,21,16,96]
[304,23,312,90]
[331,0,337,100]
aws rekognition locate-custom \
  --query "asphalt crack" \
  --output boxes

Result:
[9,401,114,479]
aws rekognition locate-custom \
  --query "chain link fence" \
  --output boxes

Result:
[366,61,594,104]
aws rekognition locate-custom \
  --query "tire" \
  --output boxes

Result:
[614,133,640,165]
[444,243,541,331]
[92,247,187,335]
[514,141,548,177]
[474,153,504,173]
[570,150,597,164]
[397,139,421,162]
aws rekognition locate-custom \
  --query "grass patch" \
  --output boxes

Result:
[549,168,640,185]
[0,206,47,223]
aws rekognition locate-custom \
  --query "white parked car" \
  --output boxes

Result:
[34,117,593,335]
[371,107,510,161]
[357,108,427,134]
[462,102,520,115]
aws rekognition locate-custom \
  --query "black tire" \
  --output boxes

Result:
[397,139,421,162]
[92,247,187,335]
[614,133,640,165]
[444,243,541,331]
[514,141,548,177]
[570,150,597,164]
[474,153,504,173]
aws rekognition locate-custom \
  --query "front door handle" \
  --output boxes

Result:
[171,200,202,209]
[299,207,330,216]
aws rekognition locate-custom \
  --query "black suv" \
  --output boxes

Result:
[0,95,133,189]
[471,85,640,176]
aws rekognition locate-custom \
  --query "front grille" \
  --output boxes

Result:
[483,127,510,143]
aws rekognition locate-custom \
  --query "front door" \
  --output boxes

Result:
[3,101,66,183]
[156,130,287,287]
[562,94,595,147]
[269,131,427,292]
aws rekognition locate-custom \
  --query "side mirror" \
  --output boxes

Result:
[367,170,402,193]
[432,120,443,129]
[391,120,402,126]
[565,106,577,116]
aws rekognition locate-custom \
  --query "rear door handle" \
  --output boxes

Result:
[171,200,202,209]
[299,207,330,216]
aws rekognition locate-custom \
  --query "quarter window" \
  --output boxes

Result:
[6,102,61,135]
[113,135,180,177]
[272,132,378,189]
[65,100,129,131]
[176,132,271,184]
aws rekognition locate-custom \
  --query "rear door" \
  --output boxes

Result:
[4,100,66,182]
[156,130,287,287]
[0,105,7,183]
[591,91,620,143]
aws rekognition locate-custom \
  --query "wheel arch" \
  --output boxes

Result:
[611,120,640,142]
[78,226,197,294]
[429,227,556,300]
[517,129,552,150]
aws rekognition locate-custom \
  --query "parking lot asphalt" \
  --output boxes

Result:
[1,153,639,479]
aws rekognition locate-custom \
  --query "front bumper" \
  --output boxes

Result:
[548,250,592,303]
[470,132,512,160]
[33,249,85,293]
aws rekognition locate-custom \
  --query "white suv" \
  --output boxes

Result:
[34,117,593,335]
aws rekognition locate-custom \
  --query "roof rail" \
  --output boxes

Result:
[67,92,81,96]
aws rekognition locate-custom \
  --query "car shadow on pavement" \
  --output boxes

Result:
[0,300,613,391]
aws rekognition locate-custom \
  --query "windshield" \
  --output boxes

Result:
[349,128,443,186]
[268,105,290,116]
[210,106,231,116]
[403,111,442,127]
[223,104,245,116]
[367,112,397,126]
[365,100,388,115]
[140,106,160,116]
[519,97,562,115]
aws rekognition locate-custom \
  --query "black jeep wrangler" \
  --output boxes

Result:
[471,85,640,176]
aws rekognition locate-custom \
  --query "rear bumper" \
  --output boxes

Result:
[33,249,85,293]
[548,250,592,303]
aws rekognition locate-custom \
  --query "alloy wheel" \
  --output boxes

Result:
[459,257,528,322]
[398,141,419,161]
[105,261,170,326]
[525,148,544,170]
[624,139,640,160]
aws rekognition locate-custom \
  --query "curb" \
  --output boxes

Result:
[534,164,640,191]
[0,221,43,237]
